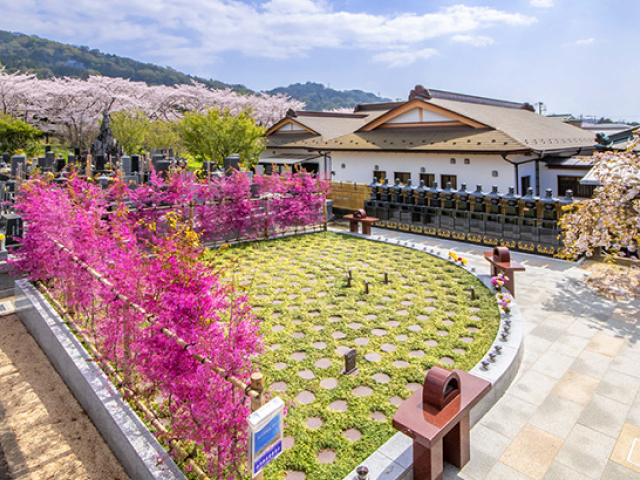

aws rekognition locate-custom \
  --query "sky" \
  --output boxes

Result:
[1,0,638,121]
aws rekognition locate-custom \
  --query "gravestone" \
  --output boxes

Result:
[10,155,26,179]
[91,111,120,170]
[4,214,22,246]
[342,348,358,375]
[121,156,132,175]
[130,155,140,173]
[224,154,241,173]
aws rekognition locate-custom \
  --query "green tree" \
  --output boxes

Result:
[0,114,43,156]
[110,109,150,155]
[144,119,186,157]
[177,108,266,168]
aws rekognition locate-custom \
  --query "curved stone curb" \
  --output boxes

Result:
[14,280,187,480]
[332,230,524,480]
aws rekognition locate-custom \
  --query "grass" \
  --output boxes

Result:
[204,231,500,480]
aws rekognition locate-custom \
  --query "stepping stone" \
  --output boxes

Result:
[373,373,391,383]
[290,282,300,286]
[405,293,417,298]
[466,326,479,333]
[329,316,342,323]
[470,315,481,321]
[381,343,397,353]
[370,412,387,421]
[318,292,327,296]
[329,400,348,411]
[308,311,320,316]
[348,322,363,330]
[272,300,284,305]
[314,359,332,369]
[312,325,324,331]
[274,362,287,370]
[304,299,316,304]
[453,348,466,354]
[299,370,315,380]
[326,304,337,309]
[283,436,295,450]
[396,310,409,316]
[269,344,281,351]
[396,334,408,341]
[272,312,282,318]
[401,301,413,306]
[424,306,436,312]
[320,378,338,390]
[387,290,396,295]
[425,298,437,303]
[440,357,455,365]
[317,450,336,464]
[354,337,369,346]
[274,288,285,293]
[255,294,269,300]
[389,396,403,406]
[292,332,304,339]
[436,330,449,336]
[381,296,391,302]
[291,352,307,361]
[343,429,362,441]
[375,305,385,309]
[352,386,373,397]
[288,294,299,299]
[406,383,421,392]
[410,350,425,357]
[257,283,268,288]
[288,305,299,310]
[292,320,302,325]
[445,311,457,316]
[461,336,474,343]
[408,325,422,332]
[469,306,480,312]
[416,315,430,321]
[335,346,351,355]
[285,472,305,480]
[271,381,287,392]
[301,287,312,292]
[296,391,315,405]
[272,276,282,280]
[312,342,327,350]
[332,331,347,339]
[371,328,387,336]
[365,353,382,362]
[392,360,410,368]
[356,301,367,306]
[442,320,454,326]
[364,314,377,320]
[387,320,400,328]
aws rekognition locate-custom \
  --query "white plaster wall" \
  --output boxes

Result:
[257,148,328,176]
[540,167,592,198]
[331,151,520,192]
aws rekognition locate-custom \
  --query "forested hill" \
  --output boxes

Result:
[266,82,390,111]
[0,30,250,93]
[0,30,391,110]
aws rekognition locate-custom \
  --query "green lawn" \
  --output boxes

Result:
[204,231,500,480]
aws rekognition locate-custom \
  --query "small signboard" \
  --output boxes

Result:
[248,397,285,477]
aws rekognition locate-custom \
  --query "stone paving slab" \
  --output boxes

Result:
[362,227,640,480]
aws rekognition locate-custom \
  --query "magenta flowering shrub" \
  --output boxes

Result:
[10,170,325,478]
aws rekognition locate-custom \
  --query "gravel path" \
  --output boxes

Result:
[0,312,130,480]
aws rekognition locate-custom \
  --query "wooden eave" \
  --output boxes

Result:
[265,118,320,136]
[356,99,490,132]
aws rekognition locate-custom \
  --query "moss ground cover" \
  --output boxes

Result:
[204,231,500,480]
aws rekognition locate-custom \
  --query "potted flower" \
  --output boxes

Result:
[490,274,507,292]
[496,292,512,314]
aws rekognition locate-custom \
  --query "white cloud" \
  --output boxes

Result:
[451,34,495,47]
[530,0,553,7]
[0,0,536,67]
[575,38,595,46]
[373,48,438,68]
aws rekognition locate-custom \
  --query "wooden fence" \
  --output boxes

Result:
[328,182,369,211]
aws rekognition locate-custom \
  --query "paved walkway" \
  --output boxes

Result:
[367,227,640,480]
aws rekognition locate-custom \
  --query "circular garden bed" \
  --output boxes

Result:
[204,231,500,480]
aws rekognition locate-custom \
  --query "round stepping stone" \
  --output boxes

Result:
[296,391,315,405]
[274,288,285,293]
[271,381,287,392]
[283,436,295,450]
[275,362,287,370]
[288,305,299,310]
[453,348,466,354]
[442,320,454,326]
[313,342,327,350]
[343,429,362,441]
[292,332,305,339]
[272,312,282,318]
[401,301,413,306]
[440,357,455,365]
[332,331,347,339]
[269,344,281,351]
[469,306,480,312]
[318,450,336,464]
[257,283,268,288]
[387,320,400,328]
[272,276,282,281]
[352,386,373,397]
[375,304,385,309]
[470,315,481,321]
[335,346,351,355]
[288,294,299,299]
[292,320,302,325]
[320,378,338,390]
[392,360,410,368]
[371,328,387,336]
[272,300,284,305]
[354,337,369,346]
[445,311,457,316]
[299,370,315,380]
[416,315,430,321]
[348,322,363,330]
[329,316,342,323]
[437,330,449,336]
[373,373,391,383]
[290,282,300,286]
[461,337,474,343]
[405,293,417,298]
[301,287,312,292]
[381,343,397,353]
[424,306,436,312]
[318,291,327,296]
[304,298,316,304]
[365,353,382,362]
[329,400,348,411]
[408,325,422,332]
[396,309,409,316]
[370,412,387,421]
[396,334,408,341]
[326,304,337,309]
[466,326,479,333]
[425,297,437,303]
[410,350,425,357]
[364,314,377,320]
[285,471,305,480]
[389,396,403,406]
[406,383,421,392]
[291,352,307,361]
[255,294,269,300]
[381,296,392,302]
[314,359,332,369]
[356,301,367,307]
[387,289,396,295]
[308,311,320,317]
[312,325,324,331]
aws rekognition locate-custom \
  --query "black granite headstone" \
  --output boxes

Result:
[342,348,358,375]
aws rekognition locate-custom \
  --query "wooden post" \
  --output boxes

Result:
[189,201,195,231]
[323,200,328,231]
[86,154,92,178]
[250,372,265,480]
[264,201,270,240]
